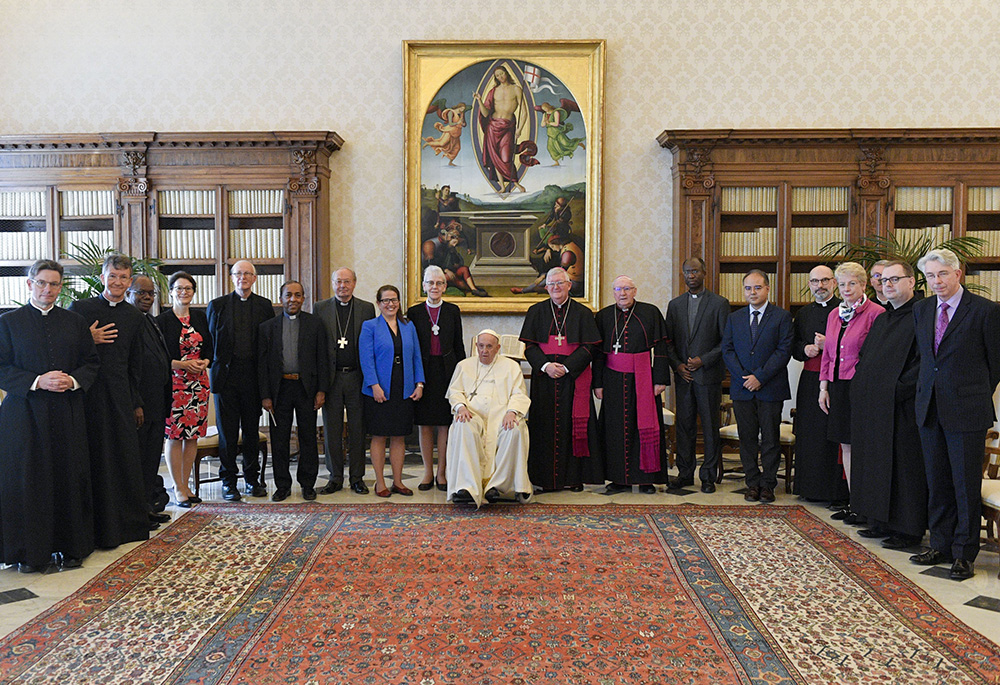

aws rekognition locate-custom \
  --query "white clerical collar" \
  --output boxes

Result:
[425,299,443,309]
[817,297,832,307]
[30,300,54,315]
[552,299,567,309]
[285,313,298,320]
[103,293,122,307]
[688,290,703,299]
[337,298,351,306]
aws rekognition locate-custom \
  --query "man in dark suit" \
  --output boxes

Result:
[126,275,173,519]
[314,267,376,495]
[665,257,730,492]
[911,248,1000,580]
[206,260,275,501]
[258,281,329,502]
[721,269,793,504]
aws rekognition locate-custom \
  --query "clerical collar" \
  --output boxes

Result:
[285,313,298,320]
[551,299,567,309]
[30,300,54,315]
[425,299,443,309]
[688,289,703,299]
[817,296,833,307]
[102,293,123,307]
[337,297,352,306]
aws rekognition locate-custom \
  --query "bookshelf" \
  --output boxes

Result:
[659,128,1000,307]
[0,131,343,312]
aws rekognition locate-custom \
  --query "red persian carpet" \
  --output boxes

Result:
[1,504,998,684]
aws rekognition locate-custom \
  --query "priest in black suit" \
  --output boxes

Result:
[911,249,1000,580]
[207,260,275,500]
[791,265,847,505]
[69,253,152,547]
[0,260,100,572]
[664,257,730,492]
[518,267,603,491]
[126,275,173,516]
[258,281,329,502]
[314,267,376,494]
[593,276,670,493]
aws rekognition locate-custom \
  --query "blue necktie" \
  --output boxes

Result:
[750,310,760,344]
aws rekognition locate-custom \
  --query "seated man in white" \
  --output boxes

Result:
[447,329,532,506]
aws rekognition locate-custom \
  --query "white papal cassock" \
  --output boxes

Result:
[446,354,532,507]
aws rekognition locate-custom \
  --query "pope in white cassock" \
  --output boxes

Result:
[447,329,532,507]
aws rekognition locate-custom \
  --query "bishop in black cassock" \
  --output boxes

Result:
[791,266,847,503]
[0,263,100,571]
[593,279,670,491]
[519,268,602,490]
[70,267,151,548]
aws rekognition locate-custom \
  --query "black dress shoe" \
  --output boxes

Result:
[148,521,160,531]
[843,512,863,525]
[302,487,317,501]
[744,487,760,502]
[603,483,629,495]
[882,534,920,550]
[484,487,501,503]
[453,489,474,504]
[909,549,953,566]
[222,486,241,502]
[418,480,435,492]
[638,484,657,494]
[149,512,172,524]
[949,559,975,580]
[858,527,889,539]
[569,484,584,492]
[55,553,82,569]
[830,508,850,520]
[271,488,291,502]
[701,481,716,493]
[350,481,369,495]
[321,482,343,495]
[668,477,694,489]
[759,487,775,503]
[176,499,193,509]
[247,484,267,497]
[827,499,849,510]
[515,492,531,503]
[187,495,202,504]
[152,491,170,513]
[436,479,447,492]
[18,562,43,573]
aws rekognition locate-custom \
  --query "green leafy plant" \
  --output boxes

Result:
[57,239,169,307]
[818,232,988,297]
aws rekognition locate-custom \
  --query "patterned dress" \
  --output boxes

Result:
[164,315,210,440]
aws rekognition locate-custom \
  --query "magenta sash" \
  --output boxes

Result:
[606,351,661,473]
[539,337,591,457]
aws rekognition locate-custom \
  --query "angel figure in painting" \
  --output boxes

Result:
[422,101,468,166]
[538,100,586,166]
[474,65,536,194]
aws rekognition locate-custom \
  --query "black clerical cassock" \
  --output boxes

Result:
[0,305,100,567]
[519,298,603,490]
[593,301,671,485]
[69,295,151,547]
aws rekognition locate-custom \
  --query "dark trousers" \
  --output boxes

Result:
[322,368,366,486]
[272,378,319,491]
[733,397,783,490]
[136,413,167,509]
[674,380,722,483]
[918,397,984,562]
[215,359,263,487]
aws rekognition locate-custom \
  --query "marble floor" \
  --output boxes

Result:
[2,456,999,648]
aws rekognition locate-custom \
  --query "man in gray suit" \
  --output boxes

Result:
[664,257,730,493]
[315,267,376,494]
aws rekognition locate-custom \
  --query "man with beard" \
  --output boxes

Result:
[850,260,926,550]
[791,265,847,506]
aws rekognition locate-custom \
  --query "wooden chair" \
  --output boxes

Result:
[982,430,1000,578]
[193,399,269,497]
[717,400,795,493]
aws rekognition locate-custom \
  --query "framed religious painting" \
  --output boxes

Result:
[404,40,605,313]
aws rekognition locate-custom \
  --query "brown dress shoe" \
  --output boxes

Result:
[759,488,775,503]
[744,487,760,502]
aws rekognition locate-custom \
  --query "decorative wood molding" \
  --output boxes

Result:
[287,175,320,197]
[121,151,146,176]
[117,176,148,196]
[292,150,317,174]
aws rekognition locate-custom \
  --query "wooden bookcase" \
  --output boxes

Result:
[0,131,343,310]
[657,129,1000,308]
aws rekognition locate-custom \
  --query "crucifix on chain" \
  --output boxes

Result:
[337,337,349,349]
[612,341,622,354]
[555,333,565,346]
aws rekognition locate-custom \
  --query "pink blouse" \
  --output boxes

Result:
[819,298,885,382]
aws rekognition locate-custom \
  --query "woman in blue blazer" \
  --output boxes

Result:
[359,285,425,497]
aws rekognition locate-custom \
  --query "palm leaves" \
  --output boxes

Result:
[57,239,169,307]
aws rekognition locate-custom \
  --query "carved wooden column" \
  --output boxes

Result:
[675,146,715,294]
[117,150,149,257]
[287,172,320,308]
[856,145,890,239]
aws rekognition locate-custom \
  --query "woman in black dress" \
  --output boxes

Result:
[407,265,465,491]
[359,285,425,497]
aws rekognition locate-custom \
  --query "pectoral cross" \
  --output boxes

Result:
[555,333,565,346]
[612,341,622,354]
[338,337,349,349]
[468,390,477,399]
[431,324,440,335]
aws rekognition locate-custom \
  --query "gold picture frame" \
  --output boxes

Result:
[404,40,605,313]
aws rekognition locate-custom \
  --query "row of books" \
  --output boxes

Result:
[0,231,47,260]
[721,187,777,213]
[229,190,283,215]
[894,224,951,246]
[895,187,953,213]
[718,272,776,303]
[60,190,114,217]
[188,275,219,306]
[967,230,1000,253]
[0,191,47,218]
[790,226,849,255]
[229,228,284,259]
[61,231,114,254]
[253,274,287,302]
[789,272,815,303]
[158,190,216,216]
[963,271,998,300]
[159,229,216,260]
[719,227,777,257]
[968,187,1000,212]
[0,276,29,306]
[790,187,849,213]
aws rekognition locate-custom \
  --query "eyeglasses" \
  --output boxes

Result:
[613,286,635,293]
[379,297,399,304]
[172,286,194,293]
[231,271,255,278]
[128,288,156,297]
[334,279,355,285]
[424,280,447,287]
[744,285,765,292]
[870,274,883,282]
[545,281,570,287]
[808,277,834,285]
[30,278,62,289]
[880,275,910,285]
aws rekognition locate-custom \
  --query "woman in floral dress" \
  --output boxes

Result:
[156,271,213,507]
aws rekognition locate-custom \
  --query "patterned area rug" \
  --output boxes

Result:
[1,504,998,684]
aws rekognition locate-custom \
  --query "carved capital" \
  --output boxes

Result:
[292,150,317,174]
[681,173,715,191]
[121,150,146,176]
[856,174,891,193]
[287,175,319,197]
[117,176,149,196]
